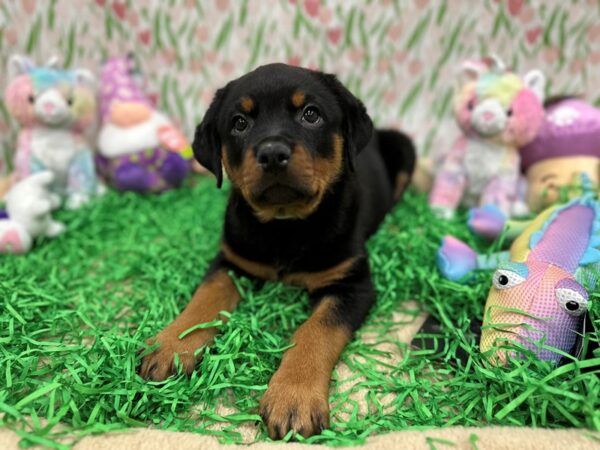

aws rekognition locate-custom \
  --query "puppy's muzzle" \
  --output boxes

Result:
[256,140,292,173]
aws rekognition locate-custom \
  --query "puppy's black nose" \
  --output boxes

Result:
[256,141,291,172]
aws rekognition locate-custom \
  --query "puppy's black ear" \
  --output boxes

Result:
[193,86,230,188]
[321,74,373,171]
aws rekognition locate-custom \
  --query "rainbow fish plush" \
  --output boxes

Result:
[438,193,597,365]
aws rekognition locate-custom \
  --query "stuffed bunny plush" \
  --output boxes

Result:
[0,171,64,254]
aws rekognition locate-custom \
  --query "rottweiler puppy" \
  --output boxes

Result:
[139,63,416,439]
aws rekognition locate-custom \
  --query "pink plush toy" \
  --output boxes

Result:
[5,55,99,209]
[429,57,545,237]
[95,55,191,193]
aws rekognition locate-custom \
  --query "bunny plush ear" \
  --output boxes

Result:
[73,69,96,88]
[486,54,507,72]
[459,59,488,82]
[8,54,35,78]
[523,69,545,101]
[46,55,60,68]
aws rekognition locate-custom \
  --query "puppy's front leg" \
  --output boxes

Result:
[139,254,241,381]
[260,264,375,439]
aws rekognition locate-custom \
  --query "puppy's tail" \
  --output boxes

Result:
[376,129,417,201]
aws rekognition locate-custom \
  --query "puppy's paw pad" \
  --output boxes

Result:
[259,382,329,439]
[138,337,196,381]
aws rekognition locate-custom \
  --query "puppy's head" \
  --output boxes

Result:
[193,63,373,222]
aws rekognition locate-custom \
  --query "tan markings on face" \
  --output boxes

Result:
[259,296,350,438]
[291,90,306,108]
[138,270,241,381]
[224,134,344,223]
[240,96,254,113]
[221,241,278,280]
[283,257,357,293]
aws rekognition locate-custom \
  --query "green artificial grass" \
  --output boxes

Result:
[1,177,599,449]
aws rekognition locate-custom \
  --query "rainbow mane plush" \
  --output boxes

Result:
[5,55,99,209]
[429,56,545,238]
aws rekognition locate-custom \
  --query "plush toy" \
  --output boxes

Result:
[0,171,64,254]
[437,192,597,365]
[5,55,99,209]
[429,57,545,237]
[95,55,191,193]
[520,97,600,213]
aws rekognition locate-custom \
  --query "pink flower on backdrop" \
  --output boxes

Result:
[288,55,301,66]
[201,88,215,104]
[21,0,35,14]
[542,47,560,66]
[413,0,429,10]
[319,7,333,24]
[127,10,140,27]
[138,30,152,46]
[304,0,320,18]
[394,50,408,63]
[408,59,422,76]
[185,0,195,8]
[221,60,235,76]
[525,26,542,45]
[587,24,600,41]
[327,28,342,45]
[519,6,535,23]
[570,58,585,74]
[4,28,18,46]
[215,0,229,12]
[590,51,600,65]
[507,0,524,16]
[196,26,209,41]
[388,24,402,41]
[205,51,218,64]
[148,93,159,107]
[383,89,397,105]
[378,57,390,72]
[190,58,203,72]
[112,1,127,20]
[161,49,177,65]
[95,0,106,6]
[347,48,365,64]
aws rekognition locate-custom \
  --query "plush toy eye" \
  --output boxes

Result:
[506,107,513,117]
[28,94,35,104]
[492,269,526,290]
[467,99,475,111]
[232,115,248,133]
[302,106,321,125]
[556,288,588,317]
[66,97,74,106]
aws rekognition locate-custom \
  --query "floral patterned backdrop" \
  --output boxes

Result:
[0,0,599,175]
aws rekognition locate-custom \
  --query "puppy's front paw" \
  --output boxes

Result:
[259,381,329,440]
[138,332,208,381]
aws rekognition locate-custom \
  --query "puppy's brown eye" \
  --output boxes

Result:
[302,106,321,125]
[232,115,248,133]
[28,94,35,104]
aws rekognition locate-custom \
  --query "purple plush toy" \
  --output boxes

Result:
[95,55,190,193]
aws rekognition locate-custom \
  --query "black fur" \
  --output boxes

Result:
[195,63,416,332]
